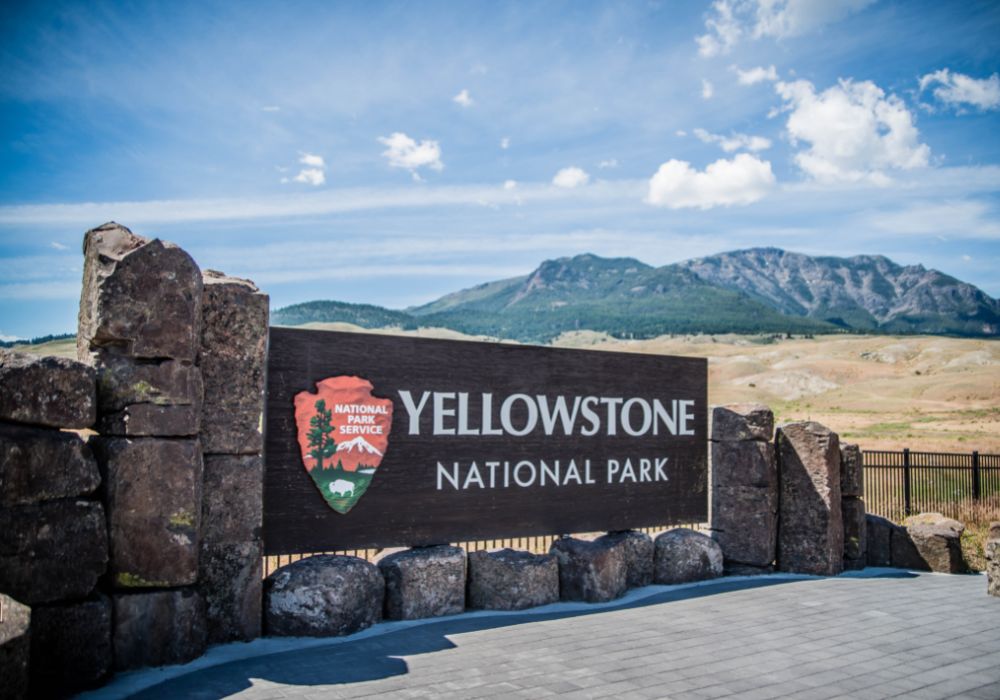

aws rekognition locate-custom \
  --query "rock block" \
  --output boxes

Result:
[113,589,207,671]
[989,521,1000,541]
[200,271,269,455]
[893,513,966,573]
[466,549,559,610]
[0,422,100,506]
[95,358,202,437]
[78,222,203,362]
[597,531,654,588]
[0,594,30,700]
[724,563,774,576]
[98,404,200,437]
[0,500,107,604]
[0,350,96,429]
[776,422,843,576]
[654,529,723,584]
[379,545,466,620]
[865,514,893,567]
[199,542,262,644]
[987,539,999,598]
[265,555,383,637]
[201,454,263,546]
[842,497,867,568]
[95,437,203,588]
[711,484,777,568]
[711,439,776,489]
[710,404,774,443]
[550,536,627,603]
[840,443,864,498]
[29,594,112,696]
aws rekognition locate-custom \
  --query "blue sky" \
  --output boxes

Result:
[1,0,999,339]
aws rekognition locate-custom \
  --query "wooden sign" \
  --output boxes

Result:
[263,327,708,555]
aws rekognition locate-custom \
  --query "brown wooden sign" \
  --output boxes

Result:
[263,327,707,555]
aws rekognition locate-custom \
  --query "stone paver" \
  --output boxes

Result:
[81,570,999,700]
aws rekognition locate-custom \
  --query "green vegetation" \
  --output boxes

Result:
[307,399,336,470]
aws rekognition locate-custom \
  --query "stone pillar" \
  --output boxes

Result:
[197,271,268,644]
[78,222,208,669]
[776,422,843,576]
[0,351,112,695]
[840,444,866,570]
[709,404,777,573]
[987,522,1000,598]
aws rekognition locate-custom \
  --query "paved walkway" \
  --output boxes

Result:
[83,570,999,700]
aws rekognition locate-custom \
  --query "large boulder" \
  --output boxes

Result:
[94,357,203,437]
[77,222,203,363]
[840,443,864,498]
[466,549,559,610]
[0,499,107,604]
[264,555,383,637]
[0,351,96,429]
[29,594,112,696]
[199,271,269,455]
[0,422,100,506]
[842,497,867,570]
[597,531,654,588]
[893,513,966,573]
[199,542,262,644]
[776,422,843,576]
[710,404,774,443]
[654,529,723,584]
[550,537,627,603]
[379,545,466,620]
[113,589,207,670]
[0,594,30,700]
[865,514,894,567]
[200,454,263,546]
[95,437,203,588]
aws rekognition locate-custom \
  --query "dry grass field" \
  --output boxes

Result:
[20,326,998,454]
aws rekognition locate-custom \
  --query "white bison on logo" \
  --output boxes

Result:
[329,479,355,498]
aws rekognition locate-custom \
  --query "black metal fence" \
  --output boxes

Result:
[863,449,1000,521]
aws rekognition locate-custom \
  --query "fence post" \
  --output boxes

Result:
[972,450,981,501]
[903,448,912,516]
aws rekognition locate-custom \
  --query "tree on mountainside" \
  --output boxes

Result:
[308,399,337,470]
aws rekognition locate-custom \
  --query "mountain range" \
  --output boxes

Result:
[272,248,1000,342]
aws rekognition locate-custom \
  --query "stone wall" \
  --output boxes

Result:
[0,223,268,696]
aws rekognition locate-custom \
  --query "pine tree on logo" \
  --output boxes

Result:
[308,399,336,470]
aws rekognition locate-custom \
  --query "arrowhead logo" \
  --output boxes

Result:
[294,376,394,514]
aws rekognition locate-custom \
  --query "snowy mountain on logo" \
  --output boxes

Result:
[336,436,384,457]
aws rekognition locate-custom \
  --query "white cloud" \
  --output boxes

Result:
[503,180,517,190]
[284,152,327,186]
[0,331,24,342]
[646,153,775,209]
[261,105,280,112]
[698,0,875,56]
[500,137,510,149]
[293,168,326,186]
[734,64,778,85]
[378,132,444,173]
[675,129,688,137]
[919,69,1000,111]
[693,128,772,152]
[453,88,474,108]
[552,167,590,188]
[599,159,619,169]
[776,78,930,184]
[49,241,68,250]
[299,153,325,169]
[701,79,715,99]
